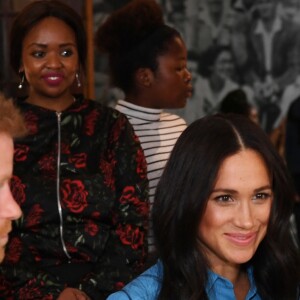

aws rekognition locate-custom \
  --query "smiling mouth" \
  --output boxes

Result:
[225,232,257,246]
[43,75,64,86]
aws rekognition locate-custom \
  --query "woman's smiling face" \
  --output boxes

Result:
[20,17,79,103]
[198,149,272,271]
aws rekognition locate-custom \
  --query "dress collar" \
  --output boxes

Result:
[116,99,162,122]
[255,16,282,35]
[206,267,258,299]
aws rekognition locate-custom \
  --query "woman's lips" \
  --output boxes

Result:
[224,232,257,246]
[42,73,64,86]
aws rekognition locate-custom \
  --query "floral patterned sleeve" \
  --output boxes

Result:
[79,114,149,299]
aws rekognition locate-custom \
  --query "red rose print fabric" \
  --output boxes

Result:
[0,97,149,299]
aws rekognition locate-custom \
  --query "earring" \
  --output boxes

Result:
[18,74,25,89]
[76,73,81,87]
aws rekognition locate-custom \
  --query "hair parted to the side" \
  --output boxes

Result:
[95,0,181,93]
[10,0,86,74]
[152,114,300,300]
[0,94,27,138]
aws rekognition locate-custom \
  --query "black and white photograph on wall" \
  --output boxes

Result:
[93,0,300,145]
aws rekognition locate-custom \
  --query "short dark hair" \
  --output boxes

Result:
[199,45,233,77]
[10,0,86,74]
[153,114,300,299]
[95,0,181,93]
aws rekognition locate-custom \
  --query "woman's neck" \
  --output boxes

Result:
[124,94,161,109]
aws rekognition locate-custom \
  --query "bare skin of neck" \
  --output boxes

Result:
[234,271,250,300]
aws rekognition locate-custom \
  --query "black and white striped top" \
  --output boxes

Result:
[115,100,187,252]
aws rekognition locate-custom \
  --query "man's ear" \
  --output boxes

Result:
[135,68,153,87]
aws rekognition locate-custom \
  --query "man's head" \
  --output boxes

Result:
[255,0,278,21]
[0,94,27,262]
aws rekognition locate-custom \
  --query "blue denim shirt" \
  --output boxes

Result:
[107,260,261,300]
[206,268,261,300]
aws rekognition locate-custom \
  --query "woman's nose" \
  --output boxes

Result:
[234,201,255,229]
[46,53,63,69]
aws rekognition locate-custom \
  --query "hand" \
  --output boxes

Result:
[57,287,91,300]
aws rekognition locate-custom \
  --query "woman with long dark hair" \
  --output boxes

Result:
[108,113,300,299]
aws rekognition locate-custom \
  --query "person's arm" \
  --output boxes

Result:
[78,114,149,299]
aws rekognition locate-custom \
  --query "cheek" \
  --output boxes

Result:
[259,205,272,226]
[257,199,272,220]
[22,60,41,78]
[198,206,226,238]
[66,59,79,73]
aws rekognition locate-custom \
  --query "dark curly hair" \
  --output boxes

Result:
[95,0,181,93]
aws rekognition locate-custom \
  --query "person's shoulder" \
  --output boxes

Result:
[107,262,163,300]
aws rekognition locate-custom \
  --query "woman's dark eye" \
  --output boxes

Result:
[32,51,45,58]
[61,49,73,57]
[215,195,232,202]
[253,193,271,200]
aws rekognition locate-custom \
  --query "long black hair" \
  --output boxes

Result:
[153,113,300,299]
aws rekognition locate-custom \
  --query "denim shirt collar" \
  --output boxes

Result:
[206,267,260,300]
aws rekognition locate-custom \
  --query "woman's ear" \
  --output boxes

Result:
[135,68,153,88]
[18,62,24,73]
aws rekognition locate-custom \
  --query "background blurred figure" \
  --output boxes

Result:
[197,45,239,116]
[244,0,300,133]
[186,0,231,53]
[0,95,26,263]
[95,0,191,263]
[108,114,300,299]
[220,89,259,124]
[185,0,248,67]
[280,0,300,24]
[0,1,148,299]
